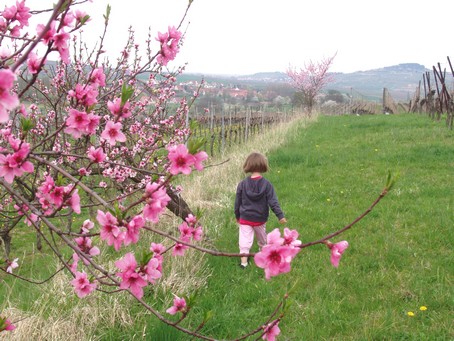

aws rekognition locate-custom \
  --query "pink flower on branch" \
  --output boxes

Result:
[27,52,45,74]
[156,26,182,66]
[115,252,147,299]
[6,258,19,273]
[101,121,126,146]
[254,228,301,280]
[167,144,194,175]
[262,320,281,341]
[74,236,100,264]
[144,257,162,284]
[0,142,34,183]
[107,97,131,119]
[325,240,349,268]
[65,109,100,138]
[96,210,125,250]
[0,317,16,332]
[0,69,19,123]
[166,296,187,315]
[193,151,208,171]
[124,215,144,246]
[143,182,171,223]
[67,83,98,107]
[71,271,97,298]
[14,203,38,226]
[87,146,106,163]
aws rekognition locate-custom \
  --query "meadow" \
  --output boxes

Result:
[1,113,453,340]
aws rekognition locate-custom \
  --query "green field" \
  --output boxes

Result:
[2,113,453,340]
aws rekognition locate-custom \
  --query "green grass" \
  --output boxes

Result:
[182,113,453,340]
[2,113,453,340]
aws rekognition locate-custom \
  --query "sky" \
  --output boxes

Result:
[24,0,454,75]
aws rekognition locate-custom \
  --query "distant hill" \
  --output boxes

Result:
[178,63,429,102]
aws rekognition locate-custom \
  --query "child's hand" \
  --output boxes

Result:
[279,217,287,224]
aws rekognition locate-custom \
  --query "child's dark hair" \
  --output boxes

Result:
[243,152,269,173]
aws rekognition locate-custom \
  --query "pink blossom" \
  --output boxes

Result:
[0,69,19,123]
[254,243,298,280]
[53,30,70,63]
[2,5,17,20]
[6,258,18,273]
[14,1,31,28]
[266,228,284,246]
[14,203,38,226]
[156,26,181,66]
[38,175,55,194]
[185,213,197,225]
[65,108,90,138]
[144,257,162,283]
[0,317,16,332]
[178,222,194,240]
[0,46,11,59]
[192,225,203,241]
[167,144,195,175]
[328,240,349,268]
[85,113,100,134]
[70,253,79,273]
[150,242,166,255]
[262,320,281,341]
[0,142,34,183]
[107,97,131,119]
[74,236,100,261]
[172,241,189,256]
[283,227,302,247]
[26,52,45,74]
[89,67,105,87]
[87,146,106,163]
[68,83,98,107]
[143,182,171,222]
[36,21,56,44]
[101,121,126,145]
[74,9,90,24]
[124,215,144,245]
[115,252,147,298]
[193,151,208,171]
[65,187,81,214]
[166,296,186,315]
[81,219,94,233]
[97,210,125,250]
[71,271,97,298]
[49,185,65,207]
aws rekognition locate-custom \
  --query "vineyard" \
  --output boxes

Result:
[189,106,297,156]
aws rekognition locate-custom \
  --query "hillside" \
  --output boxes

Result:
[178,63,429,102]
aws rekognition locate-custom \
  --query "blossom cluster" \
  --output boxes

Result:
[254,228,301,280]
[115,251,162,299]
[173,214,203,256]
[156,26,182,66]
[0,133,34,183]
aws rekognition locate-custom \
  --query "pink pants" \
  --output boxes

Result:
[239,223,267,254]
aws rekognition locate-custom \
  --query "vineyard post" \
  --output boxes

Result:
[221,108,225,153]
[244,107,249,142]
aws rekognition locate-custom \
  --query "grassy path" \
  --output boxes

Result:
[187,113,453,340]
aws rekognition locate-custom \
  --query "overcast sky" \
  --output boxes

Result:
[26,0,453,75]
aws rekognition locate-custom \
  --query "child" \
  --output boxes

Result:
[234,152,287,268]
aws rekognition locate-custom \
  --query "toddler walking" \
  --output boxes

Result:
[234,152,287,268]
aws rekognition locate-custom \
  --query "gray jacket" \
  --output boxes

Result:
[234,176,284,223]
